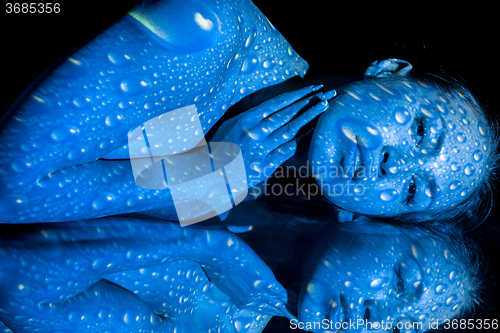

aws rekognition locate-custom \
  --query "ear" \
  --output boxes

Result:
[364,59,413,78]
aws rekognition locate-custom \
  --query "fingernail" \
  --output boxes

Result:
[317,100,328,108]
[312,84,323,91]
[325,90,337,99]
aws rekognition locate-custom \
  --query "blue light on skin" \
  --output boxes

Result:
[0,218,291,332]
[298,221,467,333]
[0,217,470,333]
[0,0,308,223]
[308,78,490,219]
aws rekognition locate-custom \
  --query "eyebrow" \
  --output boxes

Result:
[426,177,439,208]
[400,256,426,309]
[430,108,447,156]
[422,109,447,208]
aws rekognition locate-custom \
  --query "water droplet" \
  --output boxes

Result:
[394,108,410,125]
[449,181,461,191]
[241,53,259,73]
[436,104,448,115]
[262,60,275,69]
[479,125,486,136]
[456,133,466,143]
[133,0,220,52]
[436,284,447,294]
[473,150,483,162]
[370,278,382,288]
[54,56,87,77]
[379,190,394,202]
[464,163,475,176]
[245,29,257,48]
[337,119,382,150]
[50,129,69,142]
[73,96,91,108]
[451,163,460,171]
[120,78,151,94]
[105,116,114,127]
[107,52,134,66]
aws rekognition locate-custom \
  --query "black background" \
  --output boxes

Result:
[1,1,499,332]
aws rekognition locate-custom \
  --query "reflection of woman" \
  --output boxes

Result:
[0,0,497,226]
[0,217,482,333]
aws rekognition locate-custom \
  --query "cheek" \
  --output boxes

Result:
[329,181,404,214]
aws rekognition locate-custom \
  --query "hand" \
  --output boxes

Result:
[200,230,295,319]
[211,85,337,187]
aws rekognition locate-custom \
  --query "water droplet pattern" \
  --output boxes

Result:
[0,0,307,223]
[0,218,284,332]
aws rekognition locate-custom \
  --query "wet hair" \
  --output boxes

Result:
[374,220,485,320]
[378,74,500,227]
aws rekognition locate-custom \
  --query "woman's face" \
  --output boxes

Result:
[309,78,490,217]
[299,222,467,333]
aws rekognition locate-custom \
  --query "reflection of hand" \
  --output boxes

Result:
[212,86,336,186]
[201,230,293,319]
[106,260,274,333]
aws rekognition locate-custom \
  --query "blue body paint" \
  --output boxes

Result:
[0,1,487,332]
[0,218,288,332]
[0,0,307,223]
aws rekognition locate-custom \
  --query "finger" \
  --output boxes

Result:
[257,93,323,134]
[250,84,323,120]
[243,302,284,317]
[268,99,328,143]
[319,88,338,101]
[265,140,297,168]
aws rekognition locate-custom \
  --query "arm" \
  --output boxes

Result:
[0,0,309,224]
[0,218,289,332]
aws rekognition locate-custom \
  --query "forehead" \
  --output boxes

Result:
[405,239,467,323]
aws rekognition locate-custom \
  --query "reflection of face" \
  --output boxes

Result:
[309,78,490,217]
[299,223,466,333]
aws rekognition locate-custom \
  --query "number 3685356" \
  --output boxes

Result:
[6,3,60,13]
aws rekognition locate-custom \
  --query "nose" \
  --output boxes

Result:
[379,146,408,178]
[361,300,385,331]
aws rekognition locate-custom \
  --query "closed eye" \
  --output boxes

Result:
[395,266,405,297]
[403,176,417,207]
[412,115,427,146]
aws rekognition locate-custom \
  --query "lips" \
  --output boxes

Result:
[328,295,349,328]
[299,295,354,333]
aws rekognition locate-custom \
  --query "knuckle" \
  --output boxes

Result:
[281,124,292,140]
[273,95,288,108]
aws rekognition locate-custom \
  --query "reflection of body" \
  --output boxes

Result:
[0,217,481,333]
[0,218,290,333]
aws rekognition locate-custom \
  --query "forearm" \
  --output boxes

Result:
[0,217,260,304]
[0,159,177,223]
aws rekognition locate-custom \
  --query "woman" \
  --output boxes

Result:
[0,216,483,333]
[0,0,497,226]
